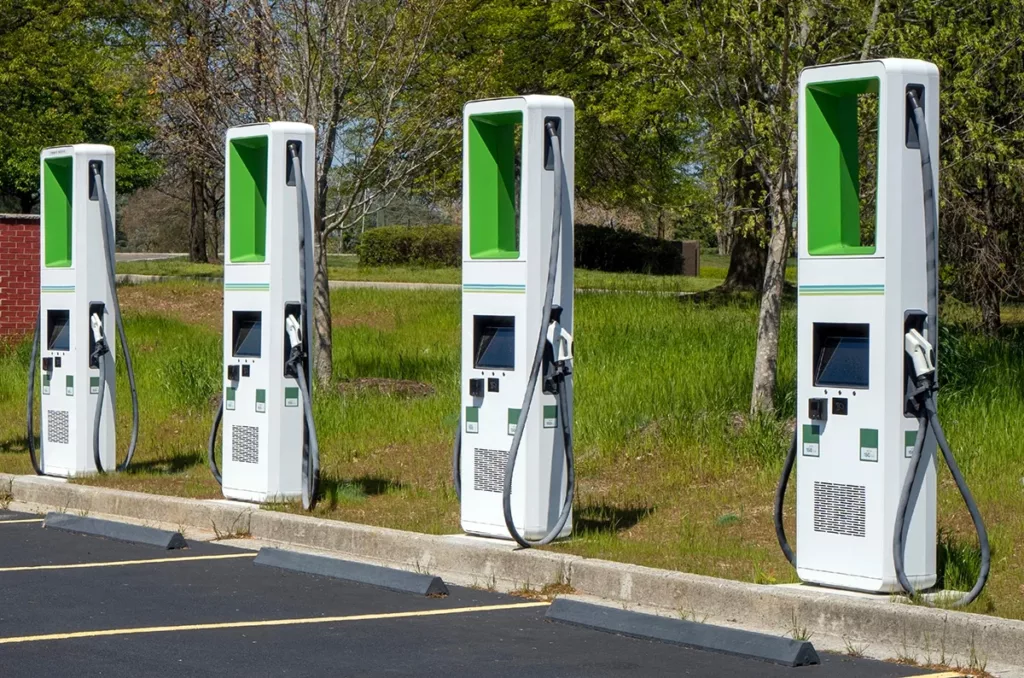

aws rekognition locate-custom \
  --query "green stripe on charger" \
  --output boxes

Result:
[798,284,884,296]
[463,284,525,294]
[225,283,270,290]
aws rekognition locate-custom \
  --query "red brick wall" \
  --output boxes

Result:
[0,214,40,338]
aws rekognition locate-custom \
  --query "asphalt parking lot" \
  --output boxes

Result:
[0,510,956,677]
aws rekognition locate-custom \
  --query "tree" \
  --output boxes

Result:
[150,0,246,262]
[888,0,1024,334]
[586,0,879,413]
[119,180,192,252]
[271,0,468,385]
[151,0,467,384]
[0,0,159,211]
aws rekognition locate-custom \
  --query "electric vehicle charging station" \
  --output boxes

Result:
[208,122,321,510]
[28,144,139,477]
[774,59,989,604]
[456,95,576,547]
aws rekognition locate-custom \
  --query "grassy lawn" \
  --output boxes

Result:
[117,258,223,278]
[116,254,729,292]
[1,279,1018,621]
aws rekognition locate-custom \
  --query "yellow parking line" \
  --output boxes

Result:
[0,552,256,573]
[0,601,550,645]
[905,672,964,677]
[0,519,44,524]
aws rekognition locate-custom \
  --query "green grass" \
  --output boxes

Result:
[2,279,1019,621]
[117,258,224,278]
[118,254,728,292]
[116,251,793,290]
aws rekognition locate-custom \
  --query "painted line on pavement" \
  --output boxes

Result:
[0,552,256,573]
[0,601,550,645]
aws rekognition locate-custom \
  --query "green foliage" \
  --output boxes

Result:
[357,223,699,276]
[422,0,714,230]
[887,0,1024,330]
[357,226,461,268]
[0,0,160,208]
[575,224,686,275]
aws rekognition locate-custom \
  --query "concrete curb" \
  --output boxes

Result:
[7,475,252,538]
[3,472,1021,672]
[248,511,577,593]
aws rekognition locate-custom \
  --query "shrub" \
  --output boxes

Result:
[357,222,688,275]
[575,224,684,275]
[357,225,460,267]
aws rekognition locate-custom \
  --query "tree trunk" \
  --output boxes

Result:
[312,231,333,386]
[979,279,1001,335]
[721,162,766,290]
[723,231,767,291]
[311,111,343,388]
[717,176,736,256]
[189,170,209,262]
[979,169,1001,334]
[860,0,883,59]
[206,182,222,261]
[750,175,793,415]
[20,192,34,214]
[310,87,344,387]
[717,230,732,257]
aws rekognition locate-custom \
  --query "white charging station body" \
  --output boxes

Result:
[458,95,575,540]
[220,122,316,503]
[38,144,117,477]
[796,59,940,593]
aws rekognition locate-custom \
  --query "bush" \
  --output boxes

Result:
[575,224,684,275]
[357,225,461,267]
[357,222,687,275]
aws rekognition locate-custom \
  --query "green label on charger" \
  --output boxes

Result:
[43,374,50,395]
[543,405,557,429]
[860,428,879,462]
[65,375,74,396]
[507,408,521,436]
[465,407,479,433]
[90,376,100,394]
[256,389,266,413]
[802,424,820,457]
[905,430,918,458]
[226,387,236,410]
[285,387,299,407]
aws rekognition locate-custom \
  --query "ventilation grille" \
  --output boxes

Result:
[231,425,260,464]
[46,410,70,445]
[813,481,866,538]
[473,448,508,493]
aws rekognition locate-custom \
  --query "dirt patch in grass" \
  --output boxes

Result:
[337,378,435,398]
[118,283,222,330]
